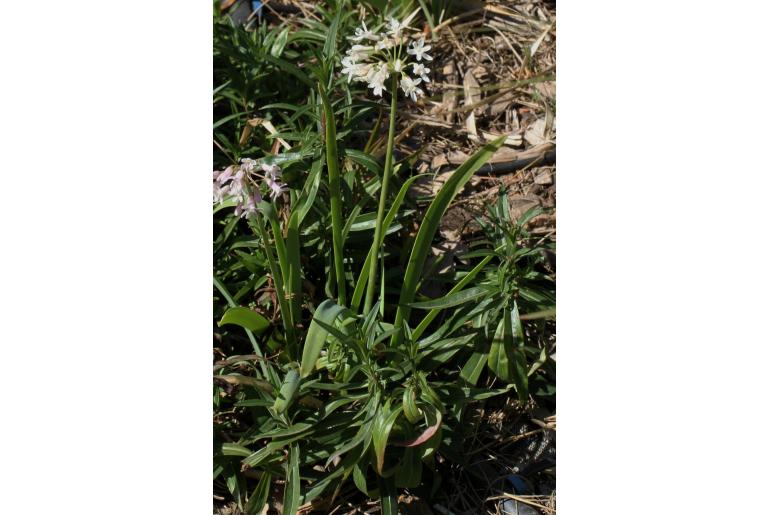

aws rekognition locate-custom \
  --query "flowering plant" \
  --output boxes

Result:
[212,159,288,218]
[341,9,431,101]
[211,8,550,514]
[339,10,435,314]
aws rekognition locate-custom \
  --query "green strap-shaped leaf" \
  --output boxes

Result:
[218,307,270,334]
[250,422,313,441]
[487,303,529,402]
[300,299,349,377]
[460,347,488,386]
[273,369,300,414]
[351,175,424,312]
[318,82,347,306]
[392,137,506,344]
[402,385,422,424]
[282,443,301,515]
[245,472,271,515]
[378,474,398,515]
[221,443,252,457]
[352,461,369,496]
[394,447,422,488]
[373,404,404,475]
[342,148,383,178]
[322,7,343,70]
[294,158,323,226]
[412,255,493,341]
[408,285,496,310]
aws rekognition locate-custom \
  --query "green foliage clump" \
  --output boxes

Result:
[213,2,555,512]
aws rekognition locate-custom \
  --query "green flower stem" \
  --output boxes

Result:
[251,211,297,351]
[319,83,347,306]
[364,73,399,315]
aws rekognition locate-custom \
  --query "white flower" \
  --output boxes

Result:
[400,75,423,102]
[375,37,396,51]
[385,9,419,37]
[341,56,358,82]
[391,59,405,73]
[348,21,378,42]
[367,64,389,96]
[407,37,433,61]
[346,44,372,61]
[411,62,430,82]
[342,57,371,83]
[385,16,403,37]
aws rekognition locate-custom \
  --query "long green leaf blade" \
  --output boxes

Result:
[392,137,506,344]
[300,300,348,377]
[283,443,301,515]
[408,285,495,310]
[218,307,270,334]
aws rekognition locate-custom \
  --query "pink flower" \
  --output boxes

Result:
[216,166,234,184]
[266,178,287,200]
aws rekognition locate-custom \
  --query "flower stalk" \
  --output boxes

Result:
[250,209,297,351]
[364,72,399,315]
[319,82,347,306]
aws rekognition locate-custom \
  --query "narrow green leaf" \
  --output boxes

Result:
[392,137,506,344]
[218,307,270,334]
[319,83,347,305]
[402,386,422,424]
[487,304,529,402]
[251,422,313,441]
[322,8,343,69]
[221,443,252,457]
[373,404,403,475]
[294,158,323,226]
[351,175,423,312]
[408,285,495,310]
[264,54,313,88]
[353,461,369,496]
[412,255,493,341]
[282,443,301,515]
[273,369,300,414]
[245,472,271,515]
[300,300,348,377]
[487,318,510,381]
[342,148,383,177]
[395,447,422,488]
[378,474,398,515]
[270,27,289,57]
[460,348,488,386]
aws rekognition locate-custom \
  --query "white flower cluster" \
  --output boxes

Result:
[341,10,432,101]
[213,159,287,218]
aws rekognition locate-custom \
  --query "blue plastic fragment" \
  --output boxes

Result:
[501,499,539,515]
[252,0,263,20]
[506,474,530,494]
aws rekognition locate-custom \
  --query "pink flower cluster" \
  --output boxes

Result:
[213,159,288,218]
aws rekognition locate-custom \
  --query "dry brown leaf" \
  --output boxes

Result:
[534,169,553,185]
[524,117,549,146]
[431,153,449,169]
[462,67,481,137]
[446,149,471,165]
